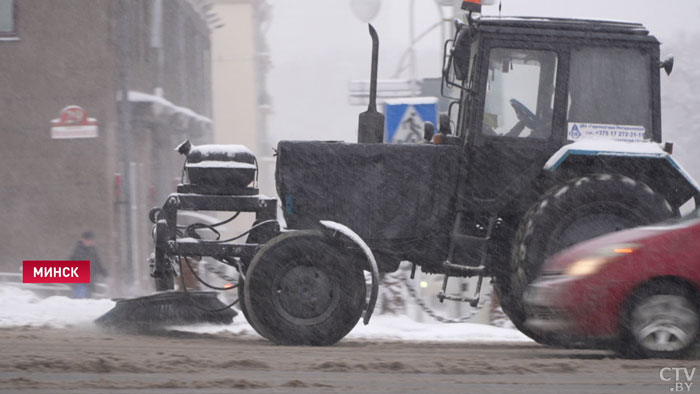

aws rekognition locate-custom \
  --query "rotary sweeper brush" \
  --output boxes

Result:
[95,139,269,330]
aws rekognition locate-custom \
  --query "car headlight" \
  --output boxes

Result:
[563,243,640,277]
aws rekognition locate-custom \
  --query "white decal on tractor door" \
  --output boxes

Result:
[567,122,646,143]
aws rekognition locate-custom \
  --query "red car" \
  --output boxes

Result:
[524,209,700,358]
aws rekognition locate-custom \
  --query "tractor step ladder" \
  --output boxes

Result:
[438,214,497,307]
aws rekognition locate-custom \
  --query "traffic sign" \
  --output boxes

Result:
[384,97,438,143]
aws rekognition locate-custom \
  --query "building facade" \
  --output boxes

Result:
[211,0,272,193]
[0,0,214,294]
[209,0,273,236]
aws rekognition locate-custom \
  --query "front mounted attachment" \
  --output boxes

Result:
[151,193,279,291]
[151,140,279,292]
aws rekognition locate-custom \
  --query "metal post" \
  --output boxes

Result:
[150,0,164,93]
[117,0,133,286]
[409,0,416,85]
[150,0,165,201]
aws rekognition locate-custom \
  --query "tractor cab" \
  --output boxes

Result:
[440,16,668,207]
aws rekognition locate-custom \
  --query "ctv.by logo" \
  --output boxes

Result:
[659,367,695,392]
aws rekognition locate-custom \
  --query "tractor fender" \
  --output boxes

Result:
[320,220,379,325]
[543,140,700,208]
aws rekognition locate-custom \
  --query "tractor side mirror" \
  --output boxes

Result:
[441,40,459,100]
[660,56,674,76]
[452,24,470,81]
[441,20,470,100]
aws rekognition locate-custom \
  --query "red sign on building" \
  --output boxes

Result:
[50,105,99,139]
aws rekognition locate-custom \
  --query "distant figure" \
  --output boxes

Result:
[69,231,108,298]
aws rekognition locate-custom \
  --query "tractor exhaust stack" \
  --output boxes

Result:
[358,24,384,143]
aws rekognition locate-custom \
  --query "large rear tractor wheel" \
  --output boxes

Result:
[496,174,674,344]
[243,231,366,345]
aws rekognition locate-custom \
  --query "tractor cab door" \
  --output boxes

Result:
[465,43,565,210]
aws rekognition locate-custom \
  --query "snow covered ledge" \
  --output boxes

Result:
[117,90,212,135]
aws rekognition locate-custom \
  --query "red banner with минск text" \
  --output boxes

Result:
[22,260,91,283]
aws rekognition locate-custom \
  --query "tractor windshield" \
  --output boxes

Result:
[482,48,558,139]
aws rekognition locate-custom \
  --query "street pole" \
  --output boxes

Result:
[409,0,416,85]
[117,0,133,288]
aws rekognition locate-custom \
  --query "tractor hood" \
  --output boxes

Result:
[275,141,463,247]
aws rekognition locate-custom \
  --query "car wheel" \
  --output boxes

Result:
[243,230,366,345]
[620,281,700,358]
[496,174,674,345]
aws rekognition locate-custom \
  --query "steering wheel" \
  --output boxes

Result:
[506,98,541,137]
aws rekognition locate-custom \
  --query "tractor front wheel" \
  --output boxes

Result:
[243,231,366,345]
[237,278,271,340]
[497,174,674,344]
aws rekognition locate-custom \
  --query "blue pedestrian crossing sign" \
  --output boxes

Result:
[384,97,438,143]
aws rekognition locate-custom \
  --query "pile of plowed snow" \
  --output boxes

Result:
[0,286,114,328]
[0,286,530,342]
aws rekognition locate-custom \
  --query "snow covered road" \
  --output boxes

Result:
[2,287,698,393]
[0,325,691,393]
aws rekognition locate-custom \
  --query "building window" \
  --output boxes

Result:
[0,0,15,36]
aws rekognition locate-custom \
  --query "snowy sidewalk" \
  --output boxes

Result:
[0,286,531,343]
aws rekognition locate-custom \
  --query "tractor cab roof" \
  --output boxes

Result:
[471,16,658,44]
